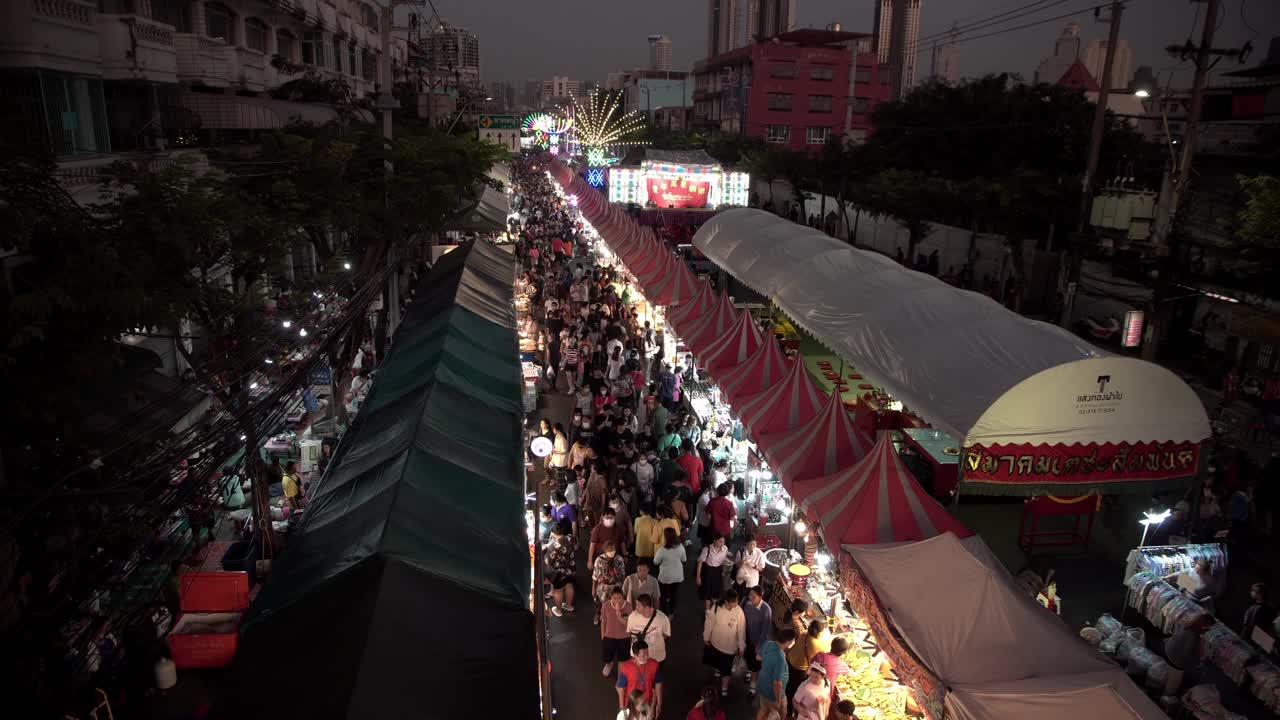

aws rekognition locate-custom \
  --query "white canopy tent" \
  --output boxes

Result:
[845,534,1166,720]
[692,209,1209,450]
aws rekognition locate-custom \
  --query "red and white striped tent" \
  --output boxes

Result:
[678,292,737,354]
[717,339,790,405]
[734,352,826,436]
[758,390,874,488]
[700,310,764,375]
[647,261,702,307]
[667,280,715,330]
[795,432,973,546]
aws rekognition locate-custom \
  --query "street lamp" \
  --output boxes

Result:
[343,262,352,270]
[1138,508,1171,547]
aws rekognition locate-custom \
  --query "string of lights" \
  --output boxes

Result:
[571,92,648,154]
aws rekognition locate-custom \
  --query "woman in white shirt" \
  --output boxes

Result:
[793,665,831,720]
[702,589,746,698]
[697,534,730,611]
[734,534,766,596]
[652,527,687,619]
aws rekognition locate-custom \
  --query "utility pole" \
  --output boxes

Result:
[1143,0,1232,361]
[1060,0,1124,327]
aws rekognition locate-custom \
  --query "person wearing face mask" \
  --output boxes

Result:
[631,450,657,512]
[592,540,628,627]
[616,642,663,720]
[609,494,635,551]
[601,588,634,677]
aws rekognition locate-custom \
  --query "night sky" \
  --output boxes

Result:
[412,0,1278,87]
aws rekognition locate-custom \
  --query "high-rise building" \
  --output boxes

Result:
[1084,37,1133,90]
[419,24,482,88]
[649,35,673,71]
[928,40,960,84]
[541,76,581,105]
[706,0,741,58]
[1034,23,1083,85]
[873,0,921,99]
[522,79,544,109]
[747,0,797,42]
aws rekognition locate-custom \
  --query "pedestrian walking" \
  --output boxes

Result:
[592,540,628,626]
[626,594,672,663]
[734,534,767,598]
[742,586,773,696]
[702,589,746,699]
[697,534,730,611]
[755,628,796,720]
[601,588,634,677]
[616,642,663,719]
[545,521,577,617]
[652,527,686,619]
[622,560,661,608]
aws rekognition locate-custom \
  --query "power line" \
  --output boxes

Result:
[914,2,1120,54]
[916,0,1069,46]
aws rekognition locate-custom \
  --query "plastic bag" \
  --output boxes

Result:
[1126,647,1160,678]
[1116,636,1137,662]
[1099,636,1120,657]
[1080,626,1104,647]
[1095,613,1123,637]
[1145,661,1169,691]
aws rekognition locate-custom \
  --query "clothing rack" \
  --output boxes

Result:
[1122,542,1228,589]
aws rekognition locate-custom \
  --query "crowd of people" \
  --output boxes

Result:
[513,157,860,720]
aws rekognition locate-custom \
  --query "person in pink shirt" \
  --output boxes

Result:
[601,587,634,677]
[809,636,853,700]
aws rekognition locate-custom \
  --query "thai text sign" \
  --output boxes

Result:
[963,441,1200,487]
[646,177,709,208]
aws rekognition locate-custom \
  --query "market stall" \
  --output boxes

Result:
[694,209,1212,498]
[214,241,539,720]
[733,353,827,436]
[757,391,874,489]
[844,532,1167,720]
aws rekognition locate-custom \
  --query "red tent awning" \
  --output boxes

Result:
[679,293,737,354]
[735,352,826,436]
[648,262,701,306]
[667,281,714,330]
[758,391,872,488]
[796,432,972,545]
[717,339,789,404]
[700,310,764,375]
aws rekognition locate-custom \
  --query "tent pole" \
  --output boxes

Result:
[951,460,964,509]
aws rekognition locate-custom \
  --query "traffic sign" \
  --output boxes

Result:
[479,114,518,130]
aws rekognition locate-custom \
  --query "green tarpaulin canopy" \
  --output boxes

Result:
[215,241,538,719]
[446,183,511,233]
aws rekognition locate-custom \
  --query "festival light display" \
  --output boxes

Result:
[572,92,647,157]
[608,163,750,208]
[522,112,572,150]
[586,168,606,188]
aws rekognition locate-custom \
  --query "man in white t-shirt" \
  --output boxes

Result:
[625,593,672,662]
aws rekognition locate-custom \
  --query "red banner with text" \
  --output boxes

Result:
[962,441,1200,493]
[646,177,710,208]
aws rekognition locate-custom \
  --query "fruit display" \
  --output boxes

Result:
[833,629,919,720]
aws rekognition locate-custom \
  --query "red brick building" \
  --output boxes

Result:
[692,29,893,150]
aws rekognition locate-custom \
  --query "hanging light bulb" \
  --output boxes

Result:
[299,328,308,337]
[816,551,832,568]
[249,382,259,390]
[264,358,274,365]
[282,320,292,329]
[343,262,352,270]
[794,519,807,535]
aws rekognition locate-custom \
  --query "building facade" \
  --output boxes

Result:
[706,0,740,59]
[648,34,672,72]
[1083,36,1133,91]
[1,0,403,190]
[418,23,480,89]
[928,40,959,84]
[541,75,580,105]
[873,0,920,99]
[623,70,693,121]
[747,0,796,43]
[692,30,890,150]
[1034,23,1082,85]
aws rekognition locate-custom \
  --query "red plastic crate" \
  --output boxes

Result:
[169,572,249,669]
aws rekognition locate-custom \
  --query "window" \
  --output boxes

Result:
[98,0,136,12]
[809,95,833,113]
[204,2,233,44]
[810,66,834,81]
[151,0,191,31]
[360,3,379,28]
[766,125,790,144]
[854,67,871,84]
[362,50,377,81]
[244,18,267,52]
[348,43,357,76]
[807,127,829,145]
[302,31,325,67]
[766,93,792,111]
[879,68,892,85]
[334,37,346,73]
[769,64,796,78]
[276,30,296,61]
[851,98,870,114]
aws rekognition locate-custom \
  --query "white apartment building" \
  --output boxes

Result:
[1,0,406,170]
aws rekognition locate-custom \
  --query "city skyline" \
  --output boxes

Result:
[413,0,1276,89]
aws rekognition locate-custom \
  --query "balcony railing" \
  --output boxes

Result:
[33,0,94,26]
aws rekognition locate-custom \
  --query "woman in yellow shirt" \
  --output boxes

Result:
[649,505,682,550]
[634,507,659,560]
[787,609,829,704]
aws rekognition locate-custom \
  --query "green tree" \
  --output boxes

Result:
[855,169,951,264]
[1231,174,1280,269]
